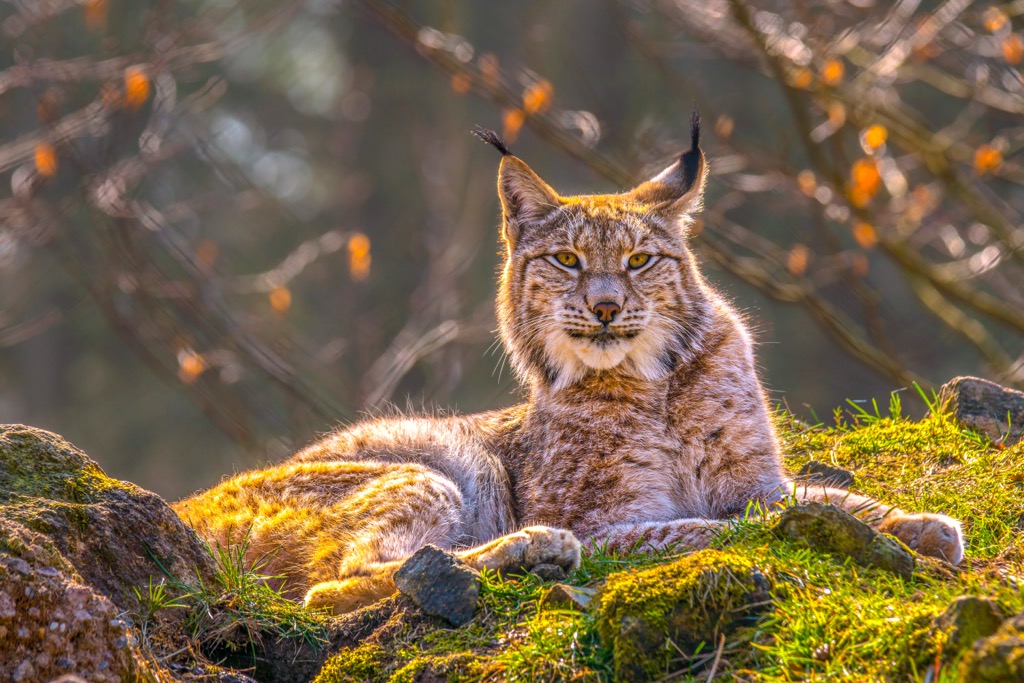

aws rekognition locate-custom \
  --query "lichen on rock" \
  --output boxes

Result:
[595,549,772,681]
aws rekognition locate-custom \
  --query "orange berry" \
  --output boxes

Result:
[852,222,878,248]
[797,170,817,197]
[862,125,888,151]
[348,233,372,281]
[821,59,845,86]
[34,143,58,178]
[984,7,1009,33]
[503,108,525,142]
[269,286,292,315]
[123,66,150,110]
[787,244,810,277]
[523,80,553,115]
[790,67,813,89]
[974,145,1003,175]
[450,72,471,95]
[1002,33,1024,64]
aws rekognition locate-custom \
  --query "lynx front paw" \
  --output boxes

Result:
[879,513,964,565]
[520,525,582,571]
[458,525,581,574]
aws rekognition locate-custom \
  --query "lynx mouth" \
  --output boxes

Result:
[566,329,639,344]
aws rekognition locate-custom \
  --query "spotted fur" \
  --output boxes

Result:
[174,120,964,613]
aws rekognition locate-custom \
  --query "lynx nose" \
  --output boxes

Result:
[592,301,621,324]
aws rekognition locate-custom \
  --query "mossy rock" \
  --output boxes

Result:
[959,613,1024,681]
[931,596,1005,658]
[0,424,215,609]
[595,549,772,681]
[314,643,389,683]
[773,503,915,579]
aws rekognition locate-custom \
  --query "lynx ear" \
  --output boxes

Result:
[474,125,560,249]
[628,110,707,223]
[496,156,561,248]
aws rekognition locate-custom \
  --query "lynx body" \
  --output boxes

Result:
[175,116,963,613]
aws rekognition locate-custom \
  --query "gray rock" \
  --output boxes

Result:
[540,583,597,611]
[938,376,1024,446]
[530,563,567,582]
[932,596,1005,656]
[394,545,480,627]
[795,461,854,488]
[773,503,915,579]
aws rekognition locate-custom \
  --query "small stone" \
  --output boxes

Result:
[6,558,31,575]
[932,596,1005,656]
[530,563,567,582]
[795,461,854,488]
[938,376,1024,446]
[12,660,33,683]
[812,643,832,662]
[393,545,480,627]
[36,566,59,577]
[773,503,915,579]
[540,583,597,611]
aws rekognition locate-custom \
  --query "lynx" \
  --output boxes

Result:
[174,114,964,614]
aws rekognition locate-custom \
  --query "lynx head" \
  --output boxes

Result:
[478,112,713,392]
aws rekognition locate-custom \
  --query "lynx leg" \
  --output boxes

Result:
[789,482,964,564]
[305,570,398,613]
[295,464,470,614]
[586,518,726,553]
[456,526,581,574]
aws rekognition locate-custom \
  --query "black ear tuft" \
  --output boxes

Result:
[688,108,701,152]
[472,125,511,156]
[680,108,702,191]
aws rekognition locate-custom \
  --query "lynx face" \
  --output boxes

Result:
[490,117,711,390]
[509,202,709,389]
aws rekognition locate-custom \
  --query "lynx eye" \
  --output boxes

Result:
[627,253,652,270]
[553,252,580,268]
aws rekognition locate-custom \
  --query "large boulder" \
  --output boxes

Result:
[0,424,216,680]
[938,376,1024,446]
[0,424,215,606]
[595,549,772,681]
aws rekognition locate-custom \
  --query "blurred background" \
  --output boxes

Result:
[2,0,1023,499]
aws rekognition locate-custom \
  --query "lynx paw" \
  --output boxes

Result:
[459,525,581,574]
[879,513,964,565]
[304,575,396,614]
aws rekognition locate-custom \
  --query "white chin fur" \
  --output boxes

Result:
[574,342,629,370]
[544,330,670,390]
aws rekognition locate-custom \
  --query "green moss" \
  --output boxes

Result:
[0,425,135,506]
[596,549,771,680]
[315,644,389,683]
[295,404,1024,682]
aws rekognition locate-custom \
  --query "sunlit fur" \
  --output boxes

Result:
[174,130,964,615]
